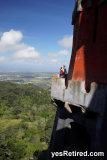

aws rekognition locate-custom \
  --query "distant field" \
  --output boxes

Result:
[0,72,58,90]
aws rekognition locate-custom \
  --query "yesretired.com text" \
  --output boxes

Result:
[51,151,104,158]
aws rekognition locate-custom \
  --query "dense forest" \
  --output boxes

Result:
[0,81,56,160]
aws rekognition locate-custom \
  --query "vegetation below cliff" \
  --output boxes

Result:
[0,81,56,160]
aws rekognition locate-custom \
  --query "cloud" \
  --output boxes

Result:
[0,29,25,53]
[0,56,9,62]
[57,35,73,48]
[11,47,41,59]
[48,50,69,58]
[1,29,22,45]
[0,29,41,59]
[0,30,70,71]
[50,59,59,63]
[48,58,70,66]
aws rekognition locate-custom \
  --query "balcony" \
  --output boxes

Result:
[51,74,107,115]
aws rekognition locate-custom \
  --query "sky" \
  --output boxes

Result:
[0,0,75,72]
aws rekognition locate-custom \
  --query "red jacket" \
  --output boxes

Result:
[60,69,64,75]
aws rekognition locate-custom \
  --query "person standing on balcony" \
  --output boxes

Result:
[60,65,67,78]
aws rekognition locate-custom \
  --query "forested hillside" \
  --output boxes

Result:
[0,81,56,160]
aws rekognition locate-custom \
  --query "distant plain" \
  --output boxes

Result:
[0,72,58,90]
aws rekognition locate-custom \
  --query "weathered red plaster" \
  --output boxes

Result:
[66,0,107,92]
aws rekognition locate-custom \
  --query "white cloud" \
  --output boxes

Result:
[50,59,59,63]
[0,56,9,62]
[11,47,41,59]
[1,29,22,45]
[48,58,70,66]
[0,29,26,53]
[57,35,73,48]
[0,29,41,59]
[58,50,69,55]
[0,30,70,71]
[48,50,69,58]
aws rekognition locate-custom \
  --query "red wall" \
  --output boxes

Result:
[67,0,107,91]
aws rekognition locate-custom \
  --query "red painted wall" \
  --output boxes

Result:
[67,0,107,91]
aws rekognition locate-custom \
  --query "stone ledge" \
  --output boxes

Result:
[51,78,107,114]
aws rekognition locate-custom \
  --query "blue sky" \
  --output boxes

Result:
[0,0,75,72]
